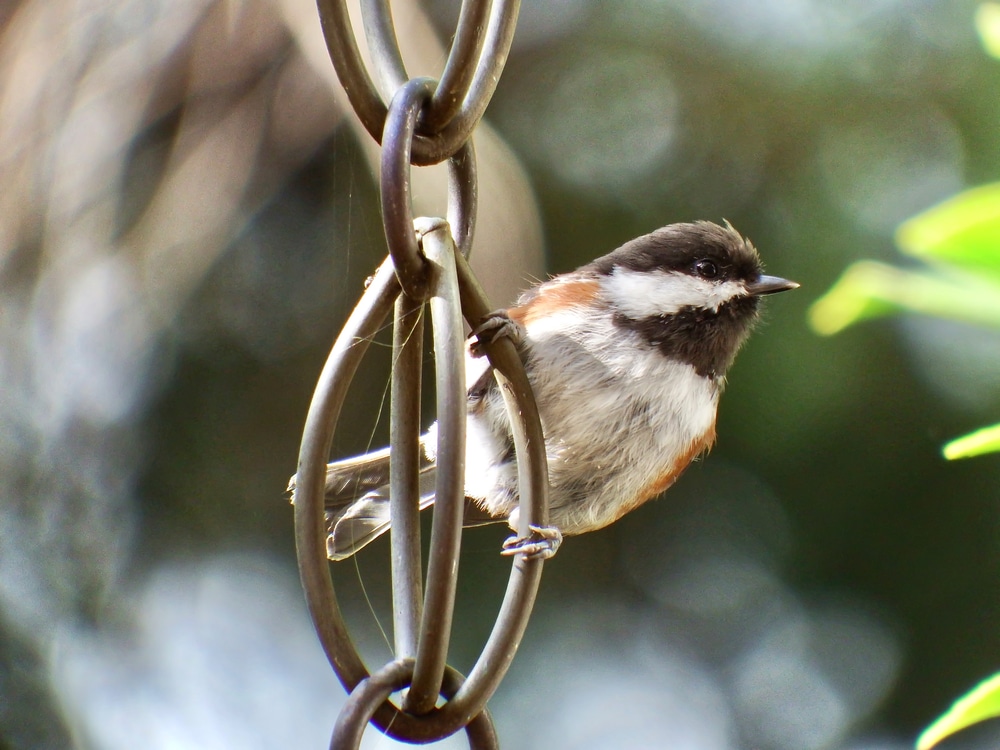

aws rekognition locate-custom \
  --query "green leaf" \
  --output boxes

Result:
[896,183,1000,278]
[943,422,1000,459]
[918,672,1000,749]
[808,261,1000,336]
[976,2,1000,59]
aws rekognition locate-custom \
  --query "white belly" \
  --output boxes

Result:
[466,307,719,535]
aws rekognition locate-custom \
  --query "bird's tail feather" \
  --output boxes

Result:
[326,463,437,560]
[287,443,435,560]
[288,437,500,561]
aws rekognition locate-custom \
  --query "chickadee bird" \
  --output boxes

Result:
[291,221,797,561]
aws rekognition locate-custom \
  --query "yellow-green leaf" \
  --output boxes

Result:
[808,262,899,335]
[896,183,1000,277]
[943,423,1000,459]
[808,261,1000,336]
[917,672,1000,749]
[976,2,1000,59]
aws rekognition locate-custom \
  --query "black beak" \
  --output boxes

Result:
[747,275,799,296]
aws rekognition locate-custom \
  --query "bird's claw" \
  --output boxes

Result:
[469,311,523,358]
[501,524,563,560]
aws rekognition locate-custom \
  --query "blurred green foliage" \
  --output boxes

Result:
[809,5,1000,746]
[808,3,1000,455]
[809,184,1000,458]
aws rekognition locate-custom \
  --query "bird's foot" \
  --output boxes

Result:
[501,524,563,561]
[469,311,523,358]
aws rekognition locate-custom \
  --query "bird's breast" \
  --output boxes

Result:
[510,311,720,535]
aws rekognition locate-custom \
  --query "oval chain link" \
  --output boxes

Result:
[315,0,520,163]
[293,225,549,743]
[330,660,499,749]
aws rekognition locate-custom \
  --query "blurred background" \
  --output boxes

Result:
[2,0,1000,747]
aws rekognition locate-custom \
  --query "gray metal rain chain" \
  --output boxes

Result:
[291,1,550,746]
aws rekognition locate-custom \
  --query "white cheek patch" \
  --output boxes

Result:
[602,267,747,319]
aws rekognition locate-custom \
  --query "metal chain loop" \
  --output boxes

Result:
[381,78,477,301]
[330,660,499,749]
[359,0,492,136]
[293,222,549,744]
[403,219,467,713]
[295,258,398,695]
[380,78,436,301]
[315,0,521,165]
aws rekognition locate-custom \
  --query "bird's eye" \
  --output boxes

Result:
[694,259,719,279]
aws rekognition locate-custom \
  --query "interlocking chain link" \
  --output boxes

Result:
[315,0,520,163]
[320,0,520,298]
[293,1,550,747]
